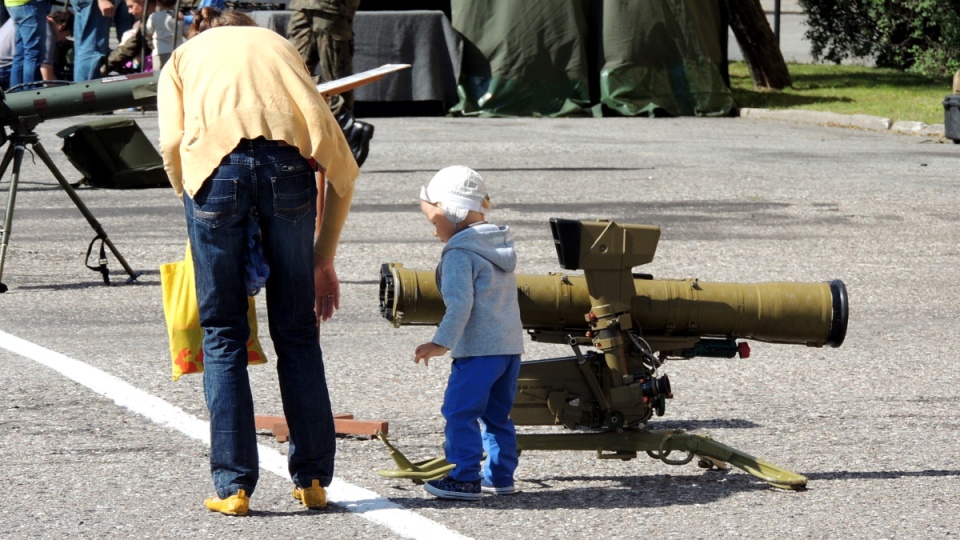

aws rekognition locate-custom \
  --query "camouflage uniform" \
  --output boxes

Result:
[286,0,361,115]
[102,27,151,75]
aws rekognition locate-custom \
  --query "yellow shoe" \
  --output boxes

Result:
[292,479,327,509]
[204,489,250,516]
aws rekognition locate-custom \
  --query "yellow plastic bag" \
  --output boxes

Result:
[160,243,267,381]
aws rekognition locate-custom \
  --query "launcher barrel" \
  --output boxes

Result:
[380,263,847,348]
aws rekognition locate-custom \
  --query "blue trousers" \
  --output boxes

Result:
[8,0,49,88]
[442,354,521,486]
[69,0,130,80]
[184,138,336,499]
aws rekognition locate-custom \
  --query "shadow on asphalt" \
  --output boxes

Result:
[373,467,960,512]
[379,470,770,510]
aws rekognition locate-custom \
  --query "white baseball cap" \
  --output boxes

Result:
[420,165,488,224]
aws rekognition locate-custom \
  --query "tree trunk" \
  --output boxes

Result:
[726,0,792,89]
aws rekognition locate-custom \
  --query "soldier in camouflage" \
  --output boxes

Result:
[287,0,374,167]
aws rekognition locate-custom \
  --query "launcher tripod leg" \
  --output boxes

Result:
[31,138,141,283]
[0,129,141,293]
[0,137,24,293]
[374,429,808,490]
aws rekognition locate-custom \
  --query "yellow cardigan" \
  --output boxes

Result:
[157,25,359,257]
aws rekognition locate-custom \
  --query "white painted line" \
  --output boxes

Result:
[0,329,472,540]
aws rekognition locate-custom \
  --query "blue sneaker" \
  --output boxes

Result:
[424,477,481,501]
[481,479,518,495]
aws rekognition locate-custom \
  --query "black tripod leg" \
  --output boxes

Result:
[0,137,19,181]
[0,142,25,293]
[31,140,141,283]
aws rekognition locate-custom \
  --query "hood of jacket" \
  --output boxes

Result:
[441,223,517,273]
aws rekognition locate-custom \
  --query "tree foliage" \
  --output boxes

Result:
[799,0,960,77]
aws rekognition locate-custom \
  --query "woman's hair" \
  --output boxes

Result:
[188,7,258,37]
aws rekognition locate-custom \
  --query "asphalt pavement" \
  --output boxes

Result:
[2,5,953,538]
[0,110,958,539]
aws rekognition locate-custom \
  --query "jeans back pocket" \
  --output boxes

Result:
[272,160,316,224]
[192,177,238,229]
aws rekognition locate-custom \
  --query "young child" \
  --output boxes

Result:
[145,0,181,69]
[414,165,525,501]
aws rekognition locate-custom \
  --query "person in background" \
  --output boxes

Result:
[413,166,525,501]
[6,0,49,89]
[158,7,358,516]
[0,18,16,88]
[144,0,179,69]
[71,0,113,80]
[112,0,132,39]
[101,0,153,75]
[71,0,133,80]
[182,0,222,27]
[286,0,373,167]
[39,8,72,81]
[0,7,72,90]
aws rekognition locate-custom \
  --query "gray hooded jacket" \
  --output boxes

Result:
[432,223,525,359]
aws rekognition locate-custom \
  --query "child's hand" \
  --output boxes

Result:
[414,342,448,366]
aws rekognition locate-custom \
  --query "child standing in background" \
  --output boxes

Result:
[414,166,525,501]
[145,0,180,69]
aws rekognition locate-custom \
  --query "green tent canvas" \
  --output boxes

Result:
[450,0,734,117]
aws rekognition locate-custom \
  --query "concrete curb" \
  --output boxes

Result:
[739,107,947,139]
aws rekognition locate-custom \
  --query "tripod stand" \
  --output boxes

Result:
[0,116,141,293]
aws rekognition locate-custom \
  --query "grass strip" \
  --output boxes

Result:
[729,62,953,125]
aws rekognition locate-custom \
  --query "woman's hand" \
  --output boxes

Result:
[314,253,340,328]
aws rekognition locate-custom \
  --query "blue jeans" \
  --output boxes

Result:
[8,0,49,88]
[112,0,133,41]
[0,65,11,90]
[184,138,336,499]
[441,354,521,486]
[70,0,111,81]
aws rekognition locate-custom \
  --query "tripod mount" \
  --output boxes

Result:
[0,75,158,292]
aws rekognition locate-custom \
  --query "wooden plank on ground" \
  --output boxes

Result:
[255,414,388,443]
